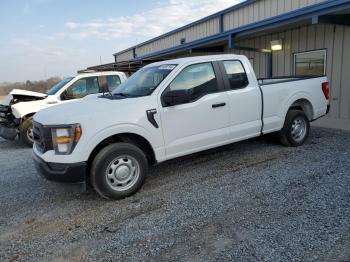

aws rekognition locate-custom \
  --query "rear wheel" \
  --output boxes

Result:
[280,110,310,147]
[91,143,148,199]
[19,117,34,147]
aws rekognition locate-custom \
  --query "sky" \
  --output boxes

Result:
[0,0,243,82]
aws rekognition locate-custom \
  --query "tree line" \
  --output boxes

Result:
[0,77,62,96]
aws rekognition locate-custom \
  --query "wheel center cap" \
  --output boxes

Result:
[115,165,130,180]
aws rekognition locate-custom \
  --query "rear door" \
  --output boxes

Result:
[159,61,231,159]
[218,60,262,140]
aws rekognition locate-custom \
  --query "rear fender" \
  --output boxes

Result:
[283,92,314,121]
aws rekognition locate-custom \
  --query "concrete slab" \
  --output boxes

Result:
[312,116,350,131]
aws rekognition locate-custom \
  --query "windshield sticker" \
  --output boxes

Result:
[159,65,176,70]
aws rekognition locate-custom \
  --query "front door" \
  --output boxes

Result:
[60,76,101,101]
[159,62,231,159]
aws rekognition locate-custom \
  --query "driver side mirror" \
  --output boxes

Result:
[60,90,69,100]
[61,89,77,100]
[162,89,190,107]
[61,89,76,100]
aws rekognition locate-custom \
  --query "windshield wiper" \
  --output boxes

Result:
[113,92,130,97]
[113,93,141,98]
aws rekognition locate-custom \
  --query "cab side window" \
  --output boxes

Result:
[222,60,249,90]
[63,76,100,100]
[106,75,121,92]
[168,62,218,103]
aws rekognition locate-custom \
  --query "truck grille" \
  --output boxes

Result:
[0,105,15,126]
[32,121,53,153]
[0,105,9,113]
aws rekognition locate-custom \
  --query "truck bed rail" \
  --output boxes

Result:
[258,75,325,86]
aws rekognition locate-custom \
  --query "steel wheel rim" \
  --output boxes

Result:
[105,155,140,192]
[290,117,307,142]
[27,125,34,143]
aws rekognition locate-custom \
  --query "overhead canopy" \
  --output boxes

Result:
[78,59,166,74]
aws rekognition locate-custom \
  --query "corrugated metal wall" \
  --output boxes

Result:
[228,24,350,120]
[115,17,220,62]
[115,0,327,62]
[223,0,324,30]
[137,18,220,57]
[115,50,134,62]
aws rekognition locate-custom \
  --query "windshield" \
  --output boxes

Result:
[112,65,177,97]
[46,77,74,95]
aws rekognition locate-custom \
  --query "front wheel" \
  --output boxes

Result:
[19,117,34,147]
[280,110,310,147]
[90,143,148,200]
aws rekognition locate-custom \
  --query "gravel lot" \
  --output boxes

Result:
[0,127,349,261]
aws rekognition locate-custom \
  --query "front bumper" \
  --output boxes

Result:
[0,105,19,140]
[33,152,86,183]
[0,124,17,140]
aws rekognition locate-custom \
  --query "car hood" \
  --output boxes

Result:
[1,89,47,106]
[34,95,155,125]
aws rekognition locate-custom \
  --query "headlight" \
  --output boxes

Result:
[51,124,82,155]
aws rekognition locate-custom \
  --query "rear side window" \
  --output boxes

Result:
[106,75,121,92]
[222,60,249,89]
[169,62,218,103]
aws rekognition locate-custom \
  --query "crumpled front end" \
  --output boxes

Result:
[0,89,47,107]
[0,105,19,140]
[0,89,47,141]
[0,93,13,106]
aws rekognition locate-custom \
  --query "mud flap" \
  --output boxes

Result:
[0,125,17,140]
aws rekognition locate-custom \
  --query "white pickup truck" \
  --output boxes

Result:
[0,71,127,146]
[32,55,330,199]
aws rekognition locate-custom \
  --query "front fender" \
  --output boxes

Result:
[76,123,165,162]
[11,100,46,119]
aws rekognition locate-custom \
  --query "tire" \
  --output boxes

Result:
[19,117,34,147]
[280,110,310,147]
[90,143,148,200]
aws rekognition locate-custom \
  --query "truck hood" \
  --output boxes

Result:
[34,95,154,125]
[0,89,47,106]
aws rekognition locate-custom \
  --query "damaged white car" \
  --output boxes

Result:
[0,71,127,146]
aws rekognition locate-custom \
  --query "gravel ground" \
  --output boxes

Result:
[0,127,349,261]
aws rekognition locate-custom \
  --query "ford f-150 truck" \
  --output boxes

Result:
[0,71,127,146]
[32,55,330,199]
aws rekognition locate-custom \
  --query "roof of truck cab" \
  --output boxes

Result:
[76,71,125,77]
[144,54,244,67]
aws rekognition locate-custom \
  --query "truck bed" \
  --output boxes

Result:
[258,75,329,134]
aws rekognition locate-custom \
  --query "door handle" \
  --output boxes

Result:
[212,102,226,108]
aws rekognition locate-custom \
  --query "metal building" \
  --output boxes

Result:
[86,0,350,129]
